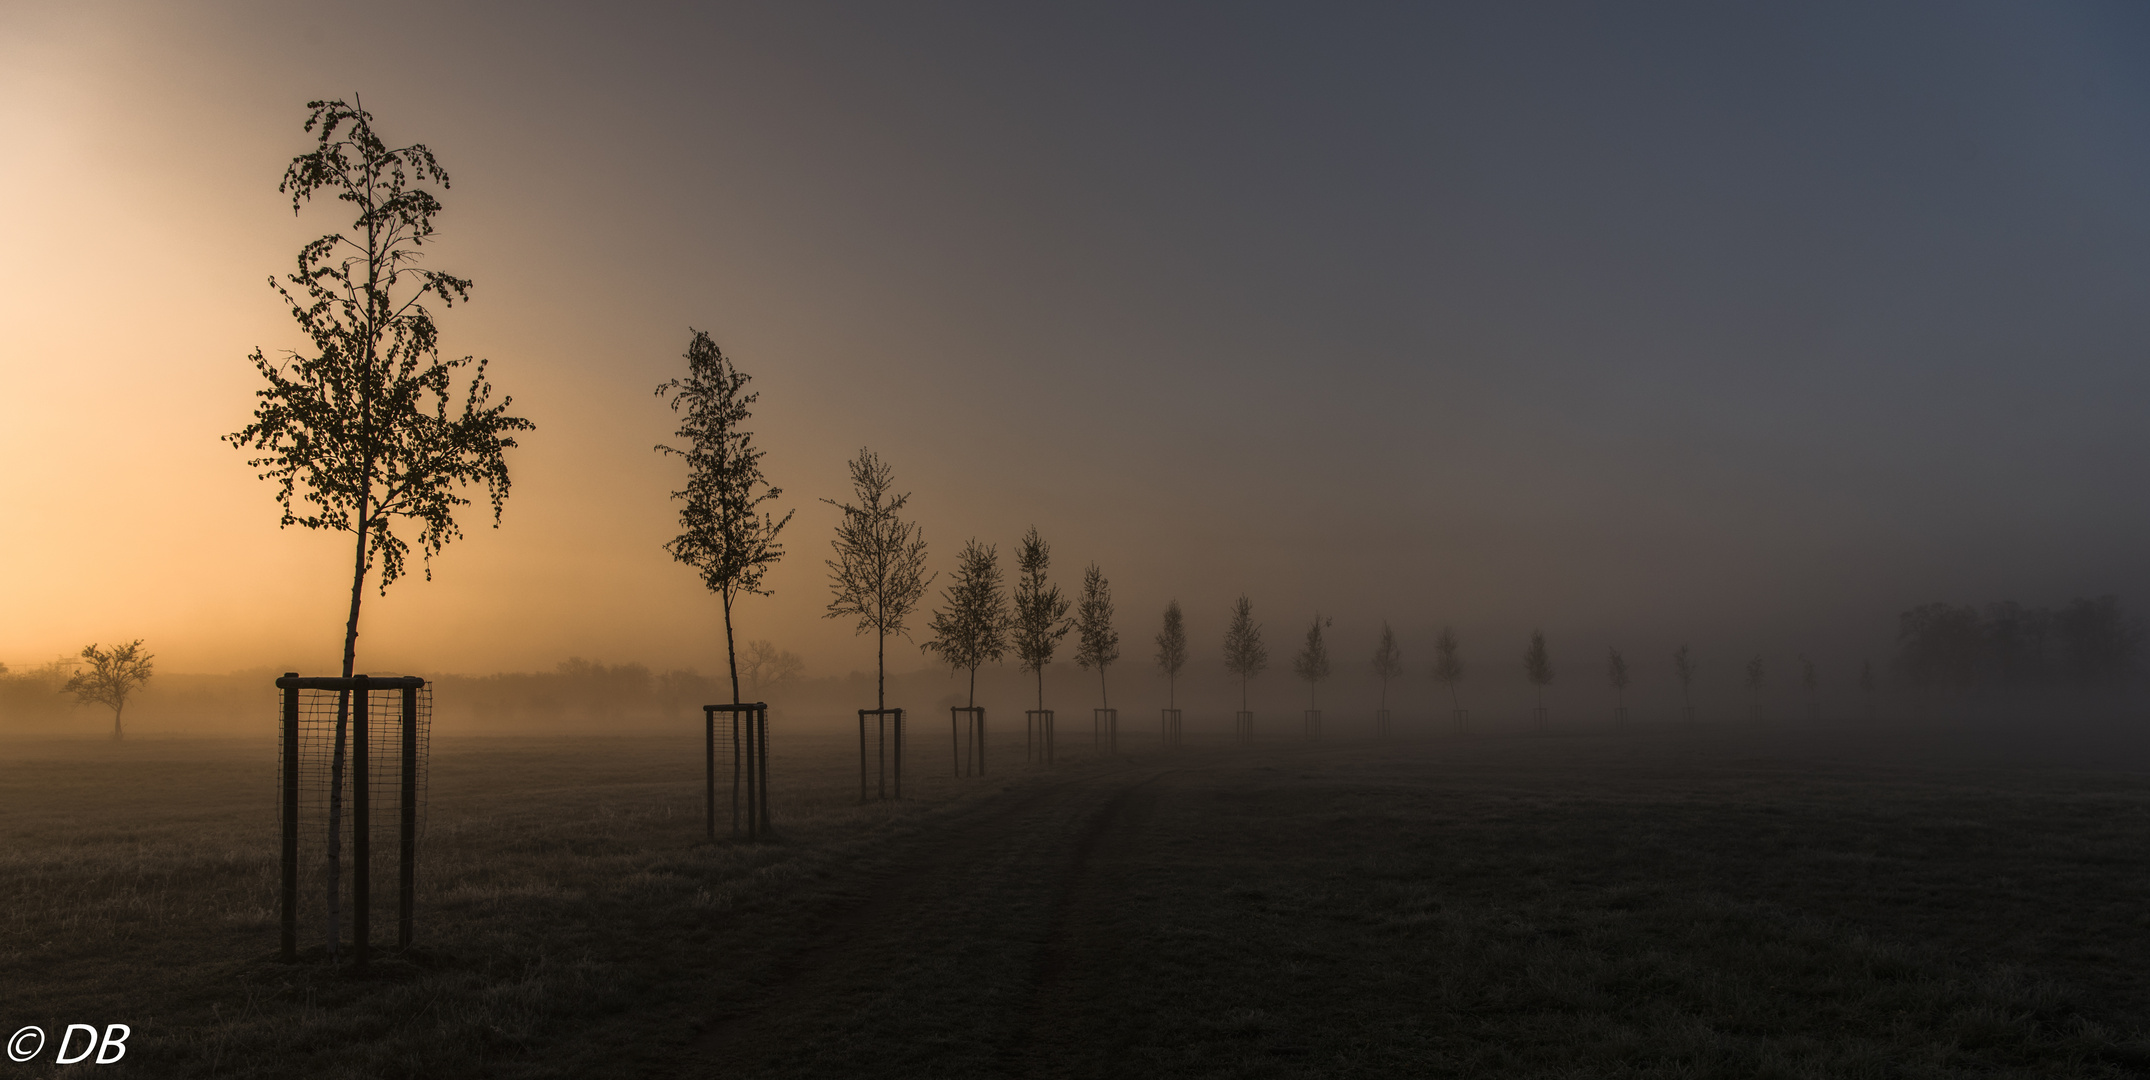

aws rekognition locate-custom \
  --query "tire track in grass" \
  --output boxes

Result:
[686,762,1178,1077]
[687,774,1080,1051]
[994,770,1173,1079]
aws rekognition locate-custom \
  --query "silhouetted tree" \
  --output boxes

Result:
[1011,527,1072,716]
[1607,647,1629,724]
[2054,595,2141,686]
[1896,603,1982,691]
[1859,658,1878,719]
[739,640,805,697]
[1985,601,2053,687]
[1433,627,1464,725]
[1372,622,1403,714]
[824,449,933,712]
[227,98,532,681]
[1294,614,1332,710]
[656,329,792,704]
[922,539,1009,709]
[1073,563,1121,710]
[1674,645,1697,720]
[64,640,153,741]
[227,99,531,961]
[1745,655,1765,720]
[1155,600,1188,710]
[1223,595,1268,713]
[1524,631,1553,729]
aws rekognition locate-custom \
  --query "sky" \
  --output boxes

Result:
[4,1,2150,697]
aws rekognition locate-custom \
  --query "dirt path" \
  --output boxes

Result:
[678,756,1192,1079]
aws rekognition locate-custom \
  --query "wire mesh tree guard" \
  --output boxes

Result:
[1235,710,1254,744]
[1026,709,1055,765]
[277,674,430,969]
[1303,709,1323,741]
[704,703,771,840]
[949,706,985,778]
[1375,708,1392,739]
[1161,707,1183,749]
[858,708,904,800]
[1093,707,1117,754]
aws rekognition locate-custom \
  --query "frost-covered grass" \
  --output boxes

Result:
[5,727,2150,1077]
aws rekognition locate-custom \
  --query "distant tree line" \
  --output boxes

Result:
[1897,596,2141,691]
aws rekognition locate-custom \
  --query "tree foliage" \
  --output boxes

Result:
[739,640,805,695]
[823,448,932,710]
[922,539,1010,707]
[1222,595,1267,711]
[1371,621,1403,709]
[1155,600,1189,708]
[1432,627,1464,704]
[1010,527,1072,711]
[1896,596,2141,691]
[1073,563,1121,708]
[1293,614,1332,707]
[1524,631,1554,688]
[225,98,532,677]
[64,640,153,741]
[655,328,792,702]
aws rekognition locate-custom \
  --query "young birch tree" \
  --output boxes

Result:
[655,329,792,704]
[922,539,1009,709]
[1372,621,1404,717]
[1433,627,1464,724]
[823,449,932,712]
[1524,630,1554,729]
[1074,563,1121,710]
[1156,600,1188,710]
[1223,594,1268,712]
[64,641,154,741]
[226,99,531,960]
[1294,614,1333,709]
[227,98,533,682]
[1011,527,1072,716]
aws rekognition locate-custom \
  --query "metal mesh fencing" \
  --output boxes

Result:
[278,676,431,964]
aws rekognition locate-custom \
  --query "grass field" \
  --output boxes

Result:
[5,720,2150,1078]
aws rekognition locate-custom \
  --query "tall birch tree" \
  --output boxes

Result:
[823,449,932,712]
[227,98,531,961]
[1011,527,1072,715]
[1223,594,1268,712]
[1294,614,1333,709]
[1372,621,1403,714]
[1073,563,1121,710]
[922,539,1009,709]
[655,329,791,704]
[1155,600,1188,710]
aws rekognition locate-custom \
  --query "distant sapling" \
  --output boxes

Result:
[64,640,154,741]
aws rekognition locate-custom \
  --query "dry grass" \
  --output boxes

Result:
[4,724,2150,1077]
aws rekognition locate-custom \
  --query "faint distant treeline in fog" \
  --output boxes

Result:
[1895,596,2140,694]
[3,598,2146,736]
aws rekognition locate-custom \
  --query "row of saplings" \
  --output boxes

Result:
[217,100,1769,965]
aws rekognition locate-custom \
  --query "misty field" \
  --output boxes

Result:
[5,723,2150,1078]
